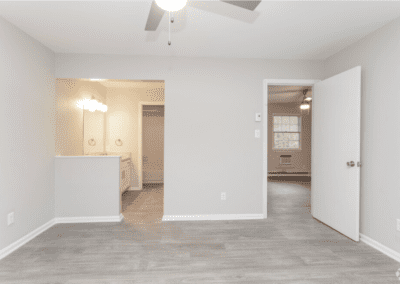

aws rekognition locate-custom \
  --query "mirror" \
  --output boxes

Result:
[84,108,106,155]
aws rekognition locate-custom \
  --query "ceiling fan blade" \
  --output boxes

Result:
[145,1,165,31]
[221,1,261,11]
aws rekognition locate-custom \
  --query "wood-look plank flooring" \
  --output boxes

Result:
[0,181,399,283]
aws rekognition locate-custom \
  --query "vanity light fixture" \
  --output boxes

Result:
[76,97,108,112]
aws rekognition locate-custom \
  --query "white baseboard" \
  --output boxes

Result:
[0,218,56,261]
[162,214,264,221]
[129,187,142,191]
[55,215,123,224]
[360,233,400,263]
[0,214,125,261]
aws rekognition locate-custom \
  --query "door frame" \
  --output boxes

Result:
[138,101,165,190]
[262,79,320,218]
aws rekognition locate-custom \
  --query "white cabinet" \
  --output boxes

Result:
[120,159,131,193]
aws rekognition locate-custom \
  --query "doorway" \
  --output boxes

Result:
[138,102,165,189]
[263,80,319,219]
[121,101,165,223]
[266,84,315,219]
[263,67,361,242]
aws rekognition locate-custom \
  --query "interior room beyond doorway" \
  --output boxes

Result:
[267,85,313,215]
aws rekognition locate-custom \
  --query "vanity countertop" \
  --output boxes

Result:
[58,152,131,162]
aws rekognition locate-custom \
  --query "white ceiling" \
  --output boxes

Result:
[1,1,400,60]
[268,86,312,103]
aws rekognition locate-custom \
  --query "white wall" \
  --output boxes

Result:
[56,54,324,216]
[324,17,400,254]
[0,16,55,250]
[55,157,120,218]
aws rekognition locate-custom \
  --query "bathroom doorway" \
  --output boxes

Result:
[121,101,165,223]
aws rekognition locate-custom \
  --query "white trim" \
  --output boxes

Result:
[360,233,400,263]
[0,214,125,260]
[54,215,123,224]
[55,156,121,158]
[162,214,264,221]
[0,218,56,261]
[129,186,142,191]
[262,79,320,219]
[138,101,165,190]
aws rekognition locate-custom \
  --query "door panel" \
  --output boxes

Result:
[312,66,361,241]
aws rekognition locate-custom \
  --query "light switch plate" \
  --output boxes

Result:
[7,212,14,226]
[255,113,261,121]
[255,129,260,138]
[221,192,226,200]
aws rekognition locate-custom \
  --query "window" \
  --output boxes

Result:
[273,115,301,150]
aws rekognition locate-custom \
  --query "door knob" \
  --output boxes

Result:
[347,161,355,167]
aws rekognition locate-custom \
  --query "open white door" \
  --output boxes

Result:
[312,66,361,242]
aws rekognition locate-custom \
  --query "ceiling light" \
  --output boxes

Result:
[300,89,311,114]
[300,102,310,109]
[305,97,312,101]
[155,0,187,12]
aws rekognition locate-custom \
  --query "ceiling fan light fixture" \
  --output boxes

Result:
[155,0,187,12]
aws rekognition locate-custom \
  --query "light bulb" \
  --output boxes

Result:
[76,100,84,109]
[305,97,312,101]
[98,103,108,112]
[155,0,187,11]
[77,98,90,110]
[300,103,310,110]
[96,102,103,111]
[88,100,98,112]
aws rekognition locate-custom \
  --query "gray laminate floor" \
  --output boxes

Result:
[0,181,399,283]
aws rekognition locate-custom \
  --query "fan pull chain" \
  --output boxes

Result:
[168,12,171,45]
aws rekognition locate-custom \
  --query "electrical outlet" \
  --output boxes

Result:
[7,212,14,226]
[397,219,400,232]
[221,192,226,201]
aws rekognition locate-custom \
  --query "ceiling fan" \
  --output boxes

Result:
[145,0,261,31]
